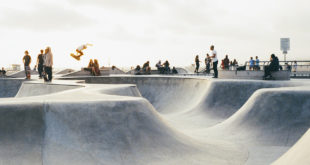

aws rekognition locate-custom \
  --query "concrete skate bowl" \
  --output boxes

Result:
[1,76,310,165]
[58,76,310,164]
[0,78,247,165]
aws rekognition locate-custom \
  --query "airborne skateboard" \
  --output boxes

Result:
[70,53,81,61]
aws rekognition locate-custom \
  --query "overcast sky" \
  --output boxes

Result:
[0,0,309,69]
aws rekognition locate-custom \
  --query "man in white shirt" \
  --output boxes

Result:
[70,43,93,61]
[43,47,53,82]
[210,45,218,78]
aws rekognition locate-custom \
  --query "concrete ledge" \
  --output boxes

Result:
[219,70,291,80]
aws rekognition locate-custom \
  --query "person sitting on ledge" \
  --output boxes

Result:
[172,67,178,74]
[135,65,141,75]
[0,67,6,76]
[142,61,151,74]
[156,60,164,74]
[84,59,95,75]
[163,60,170,74]
[142,61,149,71]
[93,59,101,76]
[264,54,279,79]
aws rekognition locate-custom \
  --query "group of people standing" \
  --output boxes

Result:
[221,55,238,70]
[249,56,260,70]
[195,45,218,78]
[22,47,53,82]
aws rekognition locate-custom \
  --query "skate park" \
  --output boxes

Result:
[1,73,310,165]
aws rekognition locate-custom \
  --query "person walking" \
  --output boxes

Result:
[36,49,44,78]
[23,50,31,79]
[210,45,218,78]
[43,47,53,82]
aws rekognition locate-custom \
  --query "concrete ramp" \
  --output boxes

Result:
[186,80,298,121]
[208,87,310,146]
[15,83,83,97]
[61,69,109,77]
[55,69,75,75]
[1,77,310,165]
[8,70,38,78]
[0,79,25,98]
[42,99,246,165]
[272,129,310,165]
[0,84,248,165]
[0,102,44,165]
[95,84,142,97]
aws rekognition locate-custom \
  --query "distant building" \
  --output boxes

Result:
[11,64,21,71]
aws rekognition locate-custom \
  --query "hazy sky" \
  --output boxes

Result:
[0,0,309,69]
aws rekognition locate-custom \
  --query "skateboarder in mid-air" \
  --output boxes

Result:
[70,43,93,61]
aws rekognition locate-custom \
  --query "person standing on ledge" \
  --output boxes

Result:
[36,49,44,78]
[23,50,31,79]
[255,56,260,70]
[205,54,211,74]
[210,45,218,78]
[43,47,53,82]
[194,55,200,73]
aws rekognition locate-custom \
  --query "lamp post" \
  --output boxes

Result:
[280,38,290,62]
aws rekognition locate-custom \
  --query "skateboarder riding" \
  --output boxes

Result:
[70,43,93,61]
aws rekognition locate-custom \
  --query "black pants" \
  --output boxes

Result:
[44,66,53,81]
[38,64,43,77]
[213,61,218,78]
[195,64,199,73]
[206,63,210,74]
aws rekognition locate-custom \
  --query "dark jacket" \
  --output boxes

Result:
[269,57,279,71]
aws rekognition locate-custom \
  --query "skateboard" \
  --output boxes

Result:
[70,53,81,61]
[25,66,31,79]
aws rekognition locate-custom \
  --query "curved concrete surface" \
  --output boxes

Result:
[0,79,26,97]
[16,82,83,97]
[55,69,75,75]
[0,76,310,165]
[272,129,310,165]
[8,70,38,78]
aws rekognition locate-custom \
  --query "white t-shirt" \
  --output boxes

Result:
[77,45,86,51]
[211,50,218,62]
